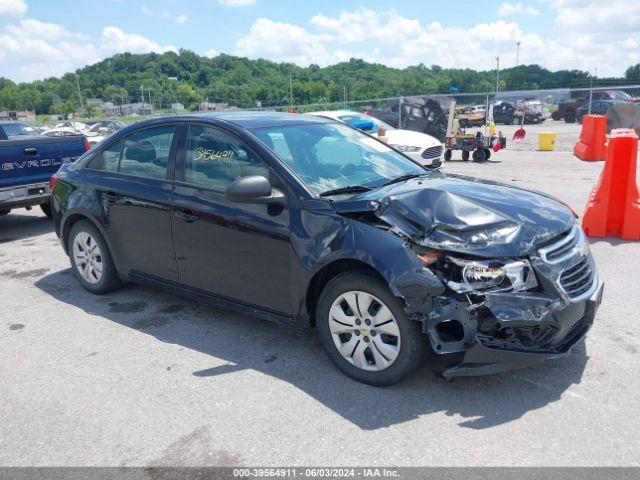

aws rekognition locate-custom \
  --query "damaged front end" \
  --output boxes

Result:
[333,176,604,377]
[415,224,603,378]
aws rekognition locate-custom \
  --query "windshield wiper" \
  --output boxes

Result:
[319,185,372,197]
[381,173,426,187]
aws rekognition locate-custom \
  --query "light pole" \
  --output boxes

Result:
[495,56,500,96]
[289,74,293,108]
[75,75,84,116]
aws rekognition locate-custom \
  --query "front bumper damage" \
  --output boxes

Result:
[439,280,603,377]
[416,225,604,378]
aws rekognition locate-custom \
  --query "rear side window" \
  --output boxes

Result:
[183,124,269,190]
[119,125,176,180]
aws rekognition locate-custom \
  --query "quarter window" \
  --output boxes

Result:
[119,125,176,180]
[87,139,122,172]
[184,124,269,190]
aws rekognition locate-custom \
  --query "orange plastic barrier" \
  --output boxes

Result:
[574,115,607,161]
[582,129,640,240]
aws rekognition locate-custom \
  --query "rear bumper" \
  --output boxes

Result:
[441,280,603,378]
[0,182,50,209]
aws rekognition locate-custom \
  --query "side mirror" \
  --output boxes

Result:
[225,175,285,205]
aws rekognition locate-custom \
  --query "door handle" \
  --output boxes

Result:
[23,147,37,156]
[175,210,198,223]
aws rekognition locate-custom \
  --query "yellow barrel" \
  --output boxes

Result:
[538,132,556,151]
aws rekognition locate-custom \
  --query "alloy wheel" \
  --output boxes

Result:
[72,231,103,284]
[328,291,401,371]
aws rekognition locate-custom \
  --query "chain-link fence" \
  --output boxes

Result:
[264,84,640,151]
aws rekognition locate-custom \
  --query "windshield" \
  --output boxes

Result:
[609,91,632,100]
[2,123,36,136]
[252,122,424,196]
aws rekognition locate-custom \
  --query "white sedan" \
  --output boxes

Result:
[308,110,443,168]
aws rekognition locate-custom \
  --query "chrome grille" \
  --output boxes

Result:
[538,226,579,264]
[421,145,443,159]
[559,257,594,299]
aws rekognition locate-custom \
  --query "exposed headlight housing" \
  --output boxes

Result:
[391,144,421,153]
[446,257,538,293]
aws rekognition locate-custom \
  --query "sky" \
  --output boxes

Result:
[0,0,639,82]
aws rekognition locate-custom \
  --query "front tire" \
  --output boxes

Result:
[461,150,470,162]
[316,272,427,386]
[68,220,121,295]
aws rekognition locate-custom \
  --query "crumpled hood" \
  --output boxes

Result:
[333,172,575,257]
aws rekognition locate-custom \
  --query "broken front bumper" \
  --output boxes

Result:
[442,279,603,377]
[425,225,604,378]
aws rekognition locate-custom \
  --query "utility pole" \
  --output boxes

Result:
[75,75,84,114]
[495,56,500,96]
[516,41,521,66]
[343,85,347,109]
[289,74,293,108]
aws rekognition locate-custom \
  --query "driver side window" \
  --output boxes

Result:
[184,124,269,190]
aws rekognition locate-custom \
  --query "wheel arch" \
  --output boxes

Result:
[305,259,387,327]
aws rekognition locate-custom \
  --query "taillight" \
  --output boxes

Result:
[83,138,91,151]
[50,175,59,192]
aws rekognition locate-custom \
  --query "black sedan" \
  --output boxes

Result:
[51,112,603,385]
[576,100,625,123]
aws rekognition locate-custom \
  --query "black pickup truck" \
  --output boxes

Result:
[0,122,89,218]
[368,97,448,141]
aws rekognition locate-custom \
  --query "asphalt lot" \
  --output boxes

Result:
[1,145,640,467]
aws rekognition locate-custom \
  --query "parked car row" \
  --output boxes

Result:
[36,119,126,146]
[45,111,602,385]
[552,90,639,123]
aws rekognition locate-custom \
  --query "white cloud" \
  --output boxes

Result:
[0,20,176,81]
[235,18,335,65]
[100,26,176,55]
[140,5,169,18]
[0,0,27,17]
[545,0,640,33]
[233,6,637,76]
[498,2,540,17]
[218,0,255,6]
[205,48,219,58]
[176,14,188,25]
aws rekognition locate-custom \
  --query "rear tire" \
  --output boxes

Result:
[473,149,487,162]
[443,149,452,162]
[564,110,576,123]
[41,202,52,219]
[461,150,470,162]
[68,220,122,295]
[316,272,427,386]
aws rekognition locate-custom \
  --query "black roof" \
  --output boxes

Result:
[188,111,331,129]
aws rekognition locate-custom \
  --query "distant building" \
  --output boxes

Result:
[0,110,36,122]
[104,102,153,116]
[198,102,238,112]
[170,102,185,111]
[86,98,104,107]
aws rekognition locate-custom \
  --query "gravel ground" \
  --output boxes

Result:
[1,147,639,467]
